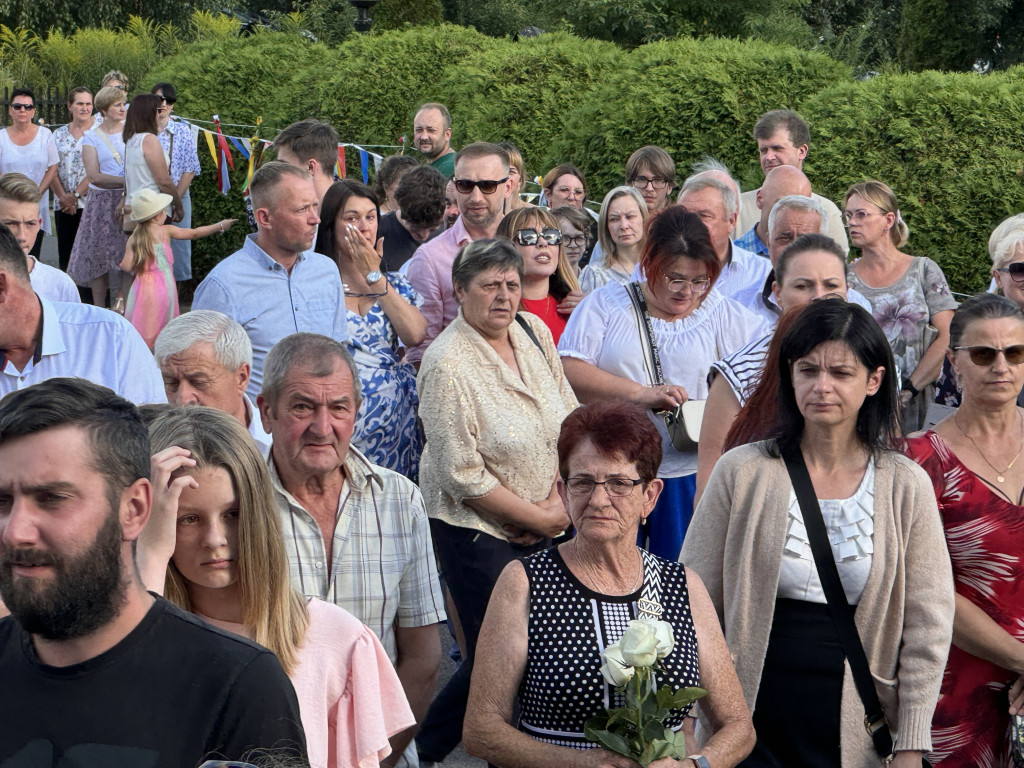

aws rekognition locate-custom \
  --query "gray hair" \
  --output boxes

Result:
[768,194,828,240]
[154,310,253,371]
[989,213,1024,267]
[678,176,738,220]
[451,238,523,290]
[261,333,361,411]
[597,186,649,262]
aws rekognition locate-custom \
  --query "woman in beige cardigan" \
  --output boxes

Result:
[683,299,954,768]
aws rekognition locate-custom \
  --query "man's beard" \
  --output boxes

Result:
[0,507,128,641]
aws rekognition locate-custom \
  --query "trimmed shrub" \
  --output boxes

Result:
[803,69,1024,293]
[547,36,850,196]
[308,24,493,149]
[437,31,625,179]
[374,0,444,30]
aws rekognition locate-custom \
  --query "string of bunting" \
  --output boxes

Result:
[179,114,398,196]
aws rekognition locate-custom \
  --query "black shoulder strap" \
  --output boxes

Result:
[514,313,543,352]
[780,443,895,760]
[625,281,664,387]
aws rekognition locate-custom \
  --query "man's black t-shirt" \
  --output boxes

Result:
[0,598,307,768]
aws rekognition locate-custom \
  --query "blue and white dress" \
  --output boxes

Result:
[347,273,423,480]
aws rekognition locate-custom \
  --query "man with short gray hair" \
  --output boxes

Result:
[258,332,445,768]
[192,161,348,399]
[678,173,771,306]
[733,165,812,258]
[153,310,271,454]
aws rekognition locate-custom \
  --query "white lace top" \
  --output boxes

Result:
[777,461,875,605]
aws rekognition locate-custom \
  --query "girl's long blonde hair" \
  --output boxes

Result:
[148,406,309,674]
[126,215,160,273]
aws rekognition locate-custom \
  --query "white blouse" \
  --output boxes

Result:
[558,283,769,477]
[778,460,876,605]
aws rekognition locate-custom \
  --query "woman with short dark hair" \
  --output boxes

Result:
[687,299,954,768]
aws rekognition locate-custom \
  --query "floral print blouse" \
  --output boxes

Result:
[53,124,88,211]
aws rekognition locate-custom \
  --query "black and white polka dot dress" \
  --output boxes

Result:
[517,547,701,749]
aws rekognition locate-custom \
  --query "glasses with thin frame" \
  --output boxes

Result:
[453,177,508,195]
[842,210,885,225]
[10,103,34,111]
[663,275,711,295]
[565,477,644,497]
[513,228,562,247]
[631,176,671,191]
[954,345,1024,366]
[554,185,585,199]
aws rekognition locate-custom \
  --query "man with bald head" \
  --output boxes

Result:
[192,161,348,398]
[734,165,811,257]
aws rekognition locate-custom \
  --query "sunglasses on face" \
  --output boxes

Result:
[10,104,34,111]
[954,345,1024,366]
[513,228,562,247]
[453,177,508,195]
[997,262,1024,284]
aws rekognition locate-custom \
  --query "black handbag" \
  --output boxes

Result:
[781,444,931,766]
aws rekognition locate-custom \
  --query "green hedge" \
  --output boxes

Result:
[546,36,851,195]
[308,24,493,150]
[437,31,625,180]
[802,69,1024,293]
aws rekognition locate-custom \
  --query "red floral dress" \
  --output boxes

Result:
[905,431,1024,767]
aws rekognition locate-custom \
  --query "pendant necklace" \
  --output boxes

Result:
[955,410,1024,483]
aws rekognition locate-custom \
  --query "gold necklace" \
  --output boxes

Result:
[955,410,1024,483]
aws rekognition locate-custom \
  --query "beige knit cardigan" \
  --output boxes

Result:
[681,441,955,765]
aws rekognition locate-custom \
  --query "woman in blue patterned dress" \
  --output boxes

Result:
[464,400,754,768]
[314,180,426,479]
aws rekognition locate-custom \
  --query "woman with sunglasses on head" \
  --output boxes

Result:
[844,180,957,431]
[904,293,1024,766]
[560,207,769,560]
[144,407,415,768]
[0,88,58,257]
[497,207,583,344]
[579,186,650,294]
[314,180,426,480]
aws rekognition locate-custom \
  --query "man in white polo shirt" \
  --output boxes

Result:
[154,310,271,455]
[0,223,164,404]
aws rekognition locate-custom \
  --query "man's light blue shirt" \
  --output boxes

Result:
[192,234,348,399]
[0,295,166,404]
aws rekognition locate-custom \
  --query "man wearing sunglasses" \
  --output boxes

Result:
[405,141,512,365]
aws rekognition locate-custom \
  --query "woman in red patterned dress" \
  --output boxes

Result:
[905,293,1024,766]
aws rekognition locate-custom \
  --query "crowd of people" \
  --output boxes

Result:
[3,77,1024,768]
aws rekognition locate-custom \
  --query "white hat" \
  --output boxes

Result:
[129,188,173,222]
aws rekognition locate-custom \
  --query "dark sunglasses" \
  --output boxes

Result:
[10,103,35,111]
[954,345,1024,365]
[453,177,508,195]
[997,262,1024,283]
[514,228,562,247]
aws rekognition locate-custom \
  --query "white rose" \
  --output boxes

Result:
[620,619,659,668]
[600,641,635,687]
[651,620,675,659]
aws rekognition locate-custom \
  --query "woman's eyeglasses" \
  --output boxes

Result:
[664,275,711,295]
[453,177,508,195]
[565,477,644,497]
[513,228,562,247]
[954,345,1024,366]
[10,104,35,111]
[996,262,1024,284]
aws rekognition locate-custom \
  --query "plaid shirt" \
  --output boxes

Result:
[733,225,770,258]
[269,445,446,663]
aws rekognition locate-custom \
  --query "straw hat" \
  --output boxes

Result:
[129,188,173,222]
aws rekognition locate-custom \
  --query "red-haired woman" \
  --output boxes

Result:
[558,207,769,559]
[465,400,755,768]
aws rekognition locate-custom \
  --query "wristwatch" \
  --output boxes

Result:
[687,756,711,768]
[73,191,81,199]
[365,270,383,285]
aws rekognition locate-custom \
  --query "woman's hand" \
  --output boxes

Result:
[636,383,689,412]
[889,751,927,767]
[557,290,586,315]
[344,223,384,280]
[137,447,197,593]
[1010,676,1024,715]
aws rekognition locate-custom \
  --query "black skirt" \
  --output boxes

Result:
[739,598,846,768]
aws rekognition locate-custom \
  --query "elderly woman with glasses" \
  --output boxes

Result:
[905,293,1024,767]
[844,180,957,431]
[559,207,769,560]
[497,206,583,343]
[465,399,755,768]
[0,88,58,256]
[415,237,579,764]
